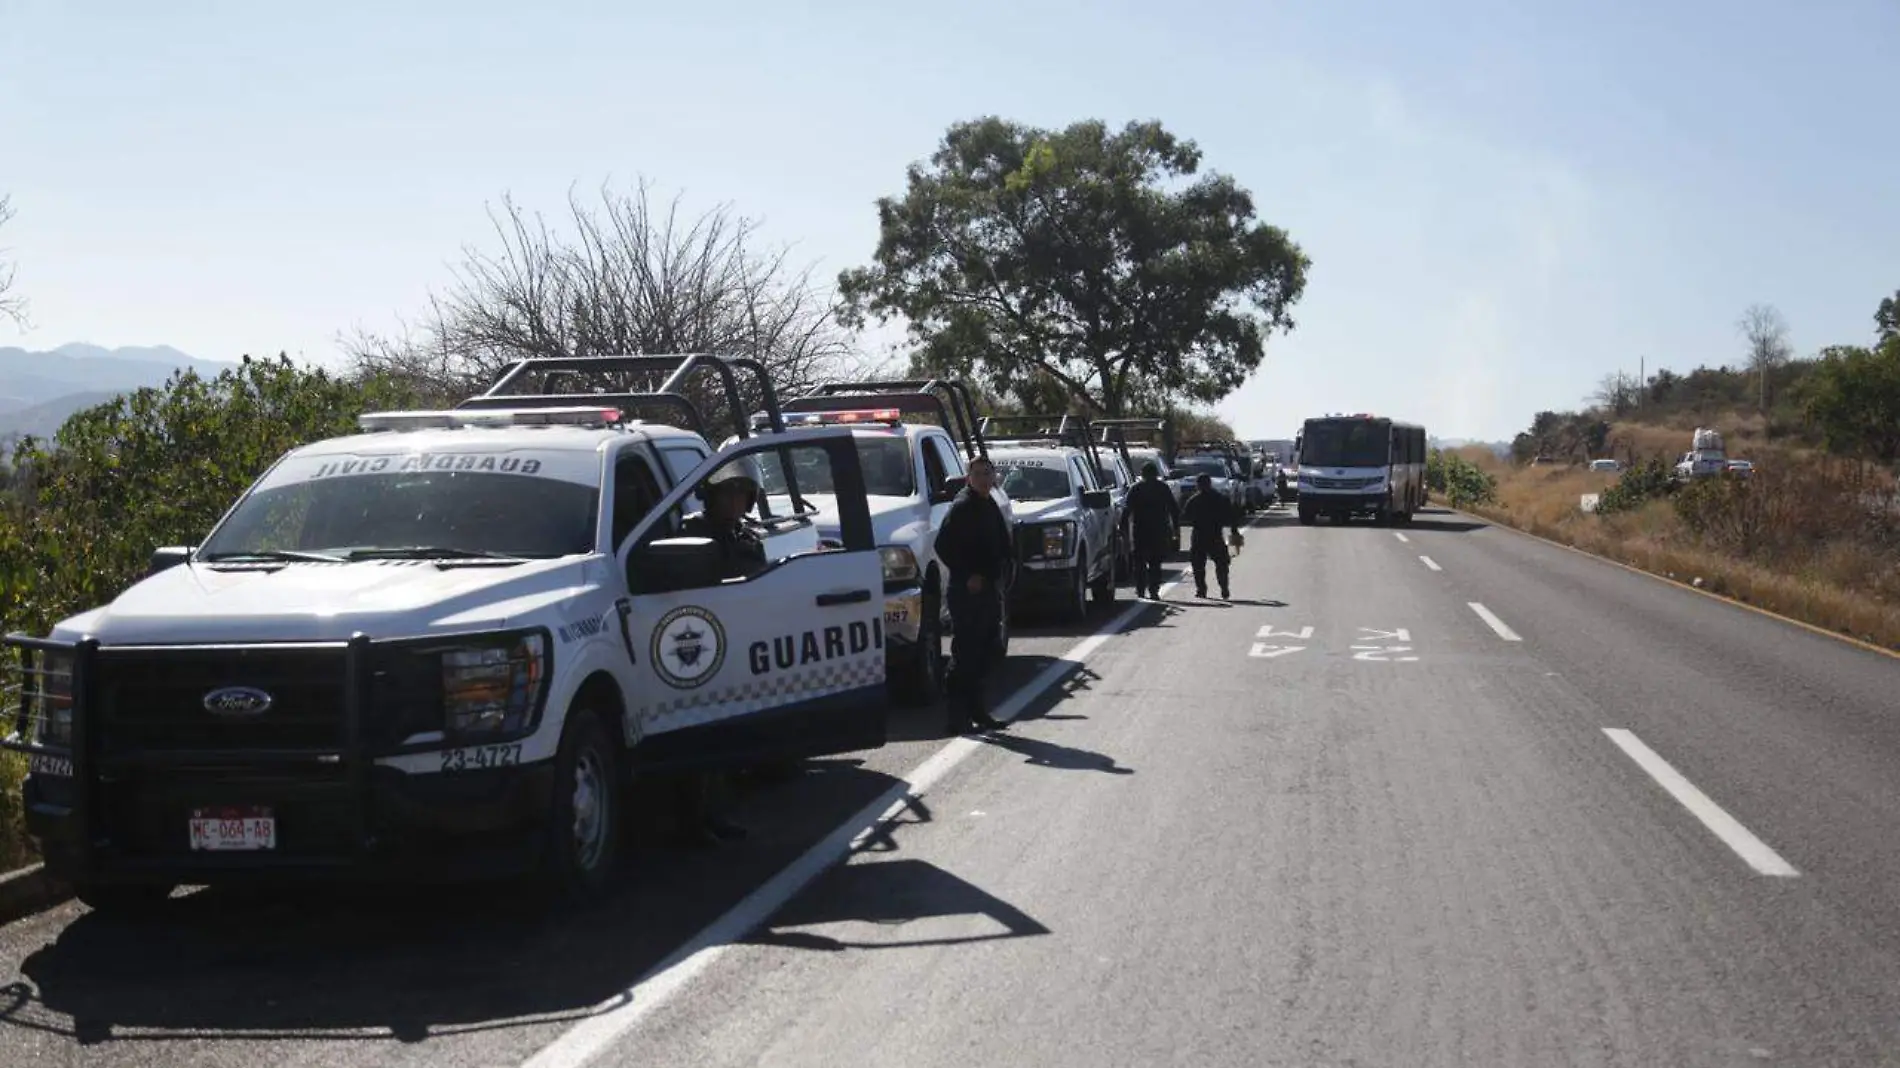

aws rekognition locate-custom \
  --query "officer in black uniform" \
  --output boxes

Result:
[1180,472,1242,600]
[1125,461,1180,599]
[934,456,1013,734]
[673,459,767,846]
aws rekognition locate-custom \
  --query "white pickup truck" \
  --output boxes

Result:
[741,379,1015,706]
[3,355,892,914]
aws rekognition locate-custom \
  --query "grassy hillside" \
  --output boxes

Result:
[1465,374,1900,650]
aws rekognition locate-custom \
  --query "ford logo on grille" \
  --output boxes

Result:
[203,686,274,716]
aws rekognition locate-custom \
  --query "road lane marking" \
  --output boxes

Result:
[1249,643,1305,658]
[1467,602,1522,642]
[520,573,1185,1068]
[1393,531,1410,543]
[1601,729,1800,878]
[1256,625,1315,640]
[1419,555,1442,572]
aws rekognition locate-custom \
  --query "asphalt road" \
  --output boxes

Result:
[4,506,1900,1067]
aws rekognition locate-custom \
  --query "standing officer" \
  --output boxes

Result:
[933,456,1012,734]
[1180,472,1243,600]
[672,459,767,846]
[1125,461,1180,599]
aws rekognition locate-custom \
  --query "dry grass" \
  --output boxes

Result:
[1472,461,1900,652]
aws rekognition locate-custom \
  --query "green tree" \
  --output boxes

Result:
[1876,289,1900,345]
[839,117,1310,416]
[1804,339,1900,464]
[0,356,420,638]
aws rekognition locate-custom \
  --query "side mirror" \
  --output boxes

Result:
[148,545,193,576]
[1081,490,1112,510]
[628,537,725,594]
[934,475,967,504]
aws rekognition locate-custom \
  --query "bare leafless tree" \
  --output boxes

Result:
[1738,303,1793,412]
[0,195,26,327]
[1590,371,1639,417]
[346,181,860,432]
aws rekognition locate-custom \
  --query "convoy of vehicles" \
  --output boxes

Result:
[2,349,1432,912]
[1292,413,1428,526]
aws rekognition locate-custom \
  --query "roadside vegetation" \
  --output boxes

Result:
[1464,294,1900,651]
[0,117,1298,872]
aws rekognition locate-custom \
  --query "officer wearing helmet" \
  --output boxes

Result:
[681,457,767,578]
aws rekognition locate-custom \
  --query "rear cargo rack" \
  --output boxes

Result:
[461,353,789,444]
[783,380,991,461]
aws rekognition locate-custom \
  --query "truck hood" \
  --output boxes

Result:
[51,557,595,645]
[785,491,1017,544]
[1009,498,1080,524]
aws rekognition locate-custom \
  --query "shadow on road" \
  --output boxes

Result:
[977,731,1134,776]
[743,857,1050,952]
[2,760,912,1046]
[1405,510,1490,534]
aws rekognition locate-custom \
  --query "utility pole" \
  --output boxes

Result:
[1638,355,1644,408]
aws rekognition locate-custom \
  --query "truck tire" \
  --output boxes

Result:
[1298,504,1316,526]
[544,706,622,902]
[893,589,945,707]
[1060,561,1089,624]
[1091,561,1116,608]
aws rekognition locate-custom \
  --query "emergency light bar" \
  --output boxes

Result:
[358,407,626,432]
[768,408,904,428]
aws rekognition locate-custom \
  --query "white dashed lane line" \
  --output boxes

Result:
[1419,556,1442,572]
[1467,602,1523,642]
[1602,728,1800,877]
[1393,531,1410,543]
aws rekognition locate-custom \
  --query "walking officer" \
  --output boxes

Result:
[934,456,1012,734]
[1180,472,1243,600]
[1125,461,1180,599]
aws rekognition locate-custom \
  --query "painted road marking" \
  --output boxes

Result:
[1256,624,1315,640]
[1249,644,1306,659]
[1419,555,1442,572]
[1350,645,1418,662]
[1467,602,1523,642]
[518,575,1188,1068]
[1393,532,1410,543]
[1358,627,1411,642]
[1601,729,1800,878]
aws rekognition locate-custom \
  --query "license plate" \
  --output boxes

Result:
[188,806,276,851]
[884,606,910,626]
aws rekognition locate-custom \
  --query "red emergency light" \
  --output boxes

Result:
[786,408,903,427]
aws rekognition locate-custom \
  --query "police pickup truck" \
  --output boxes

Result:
[741,379,1015,707]
[3,354,892,913]
[984,422,1121,623]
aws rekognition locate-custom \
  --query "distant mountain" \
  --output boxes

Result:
[0,344,233,442]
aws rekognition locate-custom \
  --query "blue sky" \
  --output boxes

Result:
[3,0,1896,441]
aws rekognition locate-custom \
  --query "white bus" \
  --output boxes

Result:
[1292,413,1427,526]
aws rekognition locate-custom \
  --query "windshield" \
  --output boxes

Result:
[1171,456,1228,478]
[1299,420,1391,468]
[1127,448,1166,476]
[757,436,914,497]
[995,462,1074,501]
[200,467,599,560]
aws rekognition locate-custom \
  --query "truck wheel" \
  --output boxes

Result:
[1298,505,1316,526]
[894,589,945,706]
[1061,562,1089,623]
[544,707,622,902]
[1091,562,1116,608]
[75,882,174,917]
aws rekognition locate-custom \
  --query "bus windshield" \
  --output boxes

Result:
[1299,420,1391,468]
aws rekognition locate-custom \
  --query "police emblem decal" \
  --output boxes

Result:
[651,605,726,689]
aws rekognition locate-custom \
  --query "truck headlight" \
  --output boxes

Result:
[1035,523,1072,559]
[441,632,548,739]
[31,650,74,748]
[879,546,920,585]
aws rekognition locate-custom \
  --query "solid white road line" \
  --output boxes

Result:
[1601,728,1800,878]
[1467,602,1523,642]
[1419,555,1442,572]
[520,573,1186,1068]
[1393,532,1410,543]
